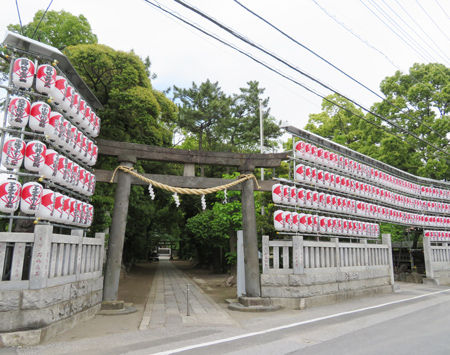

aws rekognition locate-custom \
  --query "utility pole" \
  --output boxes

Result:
[259,99,265,218]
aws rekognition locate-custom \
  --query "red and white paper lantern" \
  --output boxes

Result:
[36,189,55,220]
[0,180,21,213]
[24,141,47,172]
[12,58,35,89]
[39,149,59,181]
[2,138,26,169]
[29,101,51,132]
[20,181,43,215]
[274,209,284,231]
[7,97,30,128]
[36,64,57,94]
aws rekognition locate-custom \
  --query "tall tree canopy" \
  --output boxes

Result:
[306,63,449,180]
[173,80,281,153]
[8,10,98,50]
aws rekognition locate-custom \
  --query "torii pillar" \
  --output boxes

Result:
[240,167,261,297]
[103,156,136,302]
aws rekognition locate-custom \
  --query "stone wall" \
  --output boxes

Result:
[0,277,103,332]
[261,234,394,308]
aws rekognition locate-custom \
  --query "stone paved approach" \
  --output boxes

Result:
[139,260,236,329]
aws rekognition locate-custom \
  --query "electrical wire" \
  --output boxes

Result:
[141,0,449,163]
[383,0,450,63]
[359,0,431,62]
[32,0,54,39]
[415,0,450,43]
[434,0,450,20]
[171,0,449,157]
[233,0,449,141]
[381,0,449,62]
[15,0,23,35]
[311,0,401,71]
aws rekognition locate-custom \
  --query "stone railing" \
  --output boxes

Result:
[0,225,105,336]
[262,235,391,274]
[261,234,394,307]
[0,225,104,290]
[423,237,450,285]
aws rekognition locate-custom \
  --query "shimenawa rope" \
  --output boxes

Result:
[109,165,260,195]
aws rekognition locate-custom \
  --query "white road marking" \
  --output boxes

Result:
[149,288,450,355]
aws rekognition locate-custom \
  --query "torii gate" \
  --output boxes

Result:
[95,139,288,303]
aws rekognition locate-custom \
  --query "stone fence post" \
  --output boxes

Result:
[292,235,304,274]
[382,234,395,287]
[423,234,434,280]
[29,225,53,289]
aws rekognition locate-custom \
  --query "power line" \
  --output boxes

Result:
[379,0,449,64]
[434,0,450,20]
[32,0,54,39]
[171,0,450,157]
[232,0,448,141]
[141,0,449,162]
[415,0,450,43]
[310,0,401,70]
[359,0,431,63]
[15,0,23,35]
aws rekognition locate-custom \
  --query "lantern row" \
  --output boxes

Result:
[7,97,98,166]
[0,180,93,227]
[294,163,449,215]
[2,138,96,196]
[294,140,450,201]
[11,58,100,138]
[272,183,450,229]
[424,230,450,242]
[273,210,380,238]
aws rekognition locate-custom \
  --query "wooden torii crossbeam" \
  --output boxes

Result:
[96,139,288,302]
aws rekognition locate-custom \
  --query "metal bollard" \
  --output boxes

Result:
[186,284,190,316]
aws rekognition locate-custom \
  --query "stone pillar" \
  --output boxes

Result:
[241,175,261,297]
[183,163,195,177]
[103,158,135,301]
[29,225,53,289]
[423,233,434,280]
[382,234,395,287]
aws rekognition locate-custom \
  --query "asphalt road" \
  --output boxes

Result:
[7,285,450,355]
[151,289,450,355]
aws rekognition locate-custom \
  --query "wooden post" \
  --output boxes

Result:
[103,158,135,301]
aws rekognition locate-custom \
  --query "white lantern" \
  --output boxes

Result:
[273,209,284,231]
[51,192,64,222]
[2,138,26,169]
[70,92,79,118]
[282,211,292,232]
[298,213,307,232]
[24,141,47,172]
[297,188,305,206]
[62,195,72,222]
[289,186,297,206]
[0,180,21,213]
[272,183,282,204]
[55,155,69,185]
[29,101,51,132]
[51,76,67,107]
[61,84,74,112]
[36,64,57,94]
[20,181,43,215]
[45,111,62,142]
[295,164,305,182]
[39,149,59,181]
[36,189,55,220]
[12,58,35,89]
[291,212,299,232]
[7,97,30,128]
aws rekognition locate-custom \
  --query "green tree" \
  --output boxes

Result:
[224,81,281,152]
[373,63,450,180]
[173,80,231,151]
[8,10,97,50]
